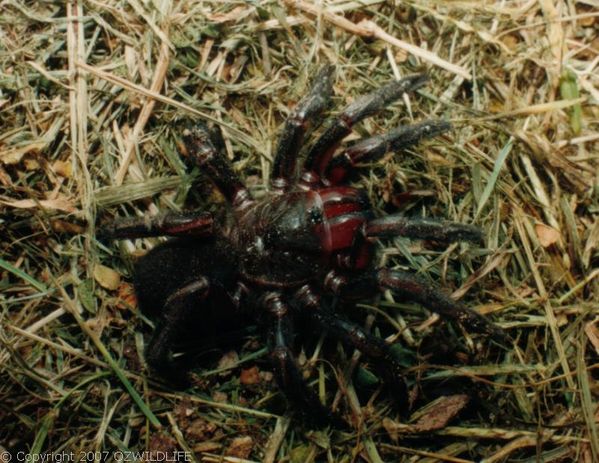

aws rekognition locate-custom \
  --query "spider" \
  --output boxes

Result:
[100,66,503,424]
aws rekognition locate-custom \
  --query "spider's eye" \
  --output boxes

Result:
[308,207,323,225]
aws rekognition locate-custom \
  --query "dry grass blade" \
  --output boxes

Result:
[284,0,472,79]
[114,42,171,186]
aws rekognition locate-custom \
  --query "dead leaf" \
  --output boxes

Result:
[148,432,177,454]
[585,318,599,356]
[410,394,470,432]
[535,223,561,247]
[173,399,195,422]
[24,158,40,170]
[53,160,72,178]
[240,366,261,385]
[93,264,121,290]
[382,417,400,441]
[0,196,76,213]
[226,436,253,459]
[217,350,239,375]
[206,6,254,23]
[212,391,227,403]
[185,418,219,442]
[116,282,137,310]
[0,142,47,165]
[50,219,85,234]
[501,34,519,49]
[193,442,221,453]
[583,218,599,268]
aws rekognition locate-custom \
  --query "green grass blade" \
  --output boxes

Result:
[475,137,513,219]
[0,257,48,292]
[54,278,161,429]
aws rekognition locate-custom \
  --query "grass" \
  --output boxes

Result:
[1,1,598,461]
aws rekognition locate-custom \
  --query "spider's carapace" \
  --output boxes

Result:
[233,186,372,287]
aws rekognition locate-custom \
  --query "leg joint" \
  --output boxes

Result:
[263,292,288,317]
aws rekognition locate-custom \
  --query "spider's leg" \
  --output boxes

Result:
[324,270,505,342]
[263,292,342,426]
[377,269,506,342]
[301,74,429,185]
[271,65,335,189]
[325,120,451,185]
[98,211,213,240]
[183,124,252,210]
[366,215,483,244]
[145,277,210,387]
[296,285,408,406]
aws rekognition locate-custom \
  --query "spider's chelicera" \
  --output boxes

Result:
[101,66,503,424]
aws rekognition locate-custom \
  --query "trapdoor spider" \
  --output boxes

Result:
[101,66,503,424]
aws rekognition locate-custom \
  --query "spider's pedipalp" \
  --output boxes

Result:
[182,124,252,209]
[271,65,335,189]
[325,120,452,185]
[366,216,483,244]
[97,211,214,240]
[302,74,429,183]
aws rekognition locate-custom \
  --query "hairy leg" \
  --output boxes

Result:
[324,269,504,342]
[263,292,342,425]
[145,277,210,387]
[183,124,252,209]
[366,215,483,244]
[98,211,213,239]
[325,120,451,185]
[377,269,504,341]
[296,285,408,406]
[302,74,429,185]
[271,66,334,189]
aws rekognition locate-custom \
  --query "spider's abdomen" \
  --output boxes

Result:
[233,187,372,287]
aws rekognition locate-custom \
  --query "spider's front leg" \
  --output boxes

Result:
[302,74,429,184]
[325,120,451,185]
[295,285,408,407]
[262,292,342,426]
[359,216,502,338]
[270,65,335,189]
